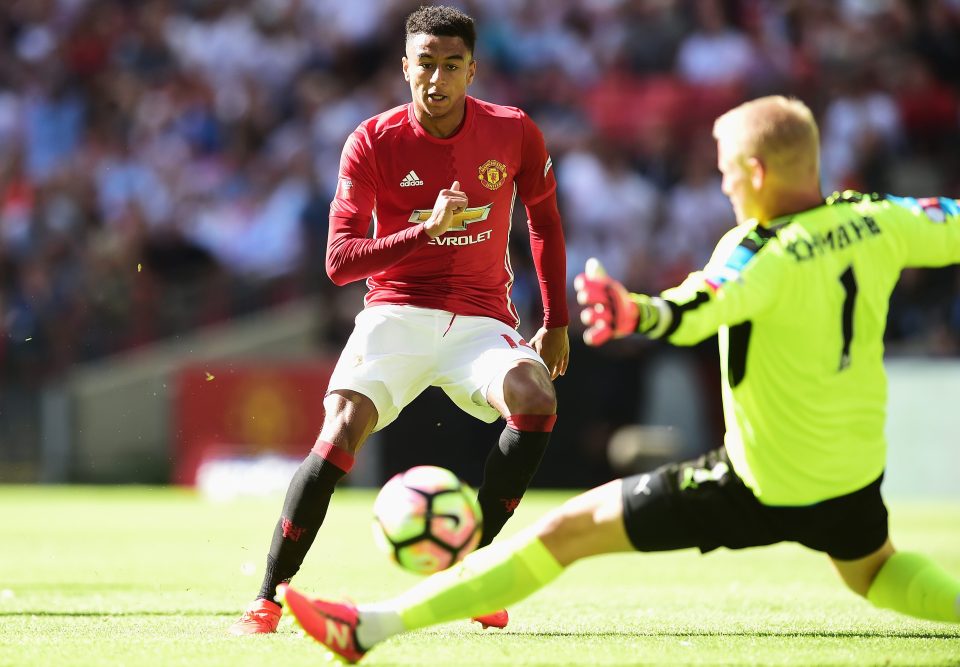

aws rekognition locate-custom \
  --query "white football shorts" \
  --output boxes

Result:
[327,305,546,431]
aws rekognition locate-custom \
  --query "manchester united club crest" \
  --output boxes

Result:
[478,159,508,191]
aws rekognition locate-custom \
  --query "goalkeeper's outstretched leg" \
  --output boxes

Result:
[282,444,960,660]
[280,479,632,662]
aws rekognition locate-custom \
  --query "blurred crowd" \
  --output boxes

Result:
[1,0,960,391]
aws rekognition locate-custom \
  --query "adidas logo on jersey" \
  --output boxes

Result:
[400,171,424,187]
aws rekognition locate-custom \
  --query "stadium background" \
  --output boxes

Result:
[0,0,958,496]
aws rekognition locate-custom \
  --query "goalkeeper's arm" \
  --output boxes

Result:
[573,258,672,346]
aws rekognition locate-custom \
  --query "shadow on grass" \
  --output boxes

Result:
[6,613,959,640]
[0,611,239,617]
[434,629,960,640]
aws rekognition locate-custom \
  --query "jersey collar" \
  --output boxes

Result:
[407,96,476,145]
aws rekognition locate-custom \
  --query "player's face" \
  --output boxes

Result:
[403,33,476,133]
[717,139,759,224]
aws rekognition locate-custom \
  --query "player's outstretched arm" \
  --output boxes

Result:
[573,258,670,346]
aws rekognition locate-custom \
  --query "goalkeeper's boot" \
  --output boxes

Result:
[472,609,509,629]
[228,598,282,635]
[279,584,366,664]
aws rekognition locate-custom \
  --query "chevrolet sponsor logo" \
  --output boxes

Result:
[407,203,492,231]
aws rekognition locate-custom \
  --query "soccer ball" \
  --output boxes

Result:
[372,465,483,575]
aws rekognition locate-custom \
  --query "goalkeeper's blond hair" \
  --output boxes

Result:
[713,96,820,183]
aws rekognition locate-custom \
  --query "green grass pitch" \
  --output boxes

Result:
[2,486,958,666]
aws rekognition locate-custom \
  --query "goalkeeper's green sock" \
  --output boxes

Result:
[867,551,960,623]
[355,535,563,648]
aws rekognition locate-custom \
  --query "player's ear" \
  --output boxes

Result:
[466,58,476,86]
[402,56,410,82]
[746,156,765,190]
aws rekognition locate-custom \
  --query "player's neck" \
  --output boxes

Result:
[758,189,824,227]
[413,104,467,139]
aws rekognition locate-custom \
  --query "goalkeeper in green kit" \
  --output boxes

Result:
[279,95,960,663]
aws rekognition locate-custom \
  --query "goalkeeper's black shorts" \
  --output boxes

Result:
[620,447,888,561]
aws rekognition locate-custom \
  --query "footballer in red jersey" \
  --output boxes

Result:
[328,94,561,328]
[231,5,568,637]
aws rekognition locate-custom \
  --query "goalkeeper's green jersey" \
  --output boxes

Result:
[653,192,960,505]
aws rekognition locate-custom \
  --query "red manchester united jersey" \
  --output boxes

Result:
[328,96,563,328]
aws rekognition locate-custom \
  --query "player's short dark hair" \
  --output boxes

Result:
[405,5,476,55]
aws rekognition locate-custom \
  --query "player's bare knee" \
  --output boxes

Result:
[836,568,872,598]
[501,365,557,415]
[831,541,894,598]
[535,506,573,542]
[515,388,556,416]
[535,509,584,563]
[535,499,601,564]
[319,391,377,452]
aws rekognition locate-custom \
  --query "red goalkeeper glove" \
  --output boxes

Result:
[573,258,640,346]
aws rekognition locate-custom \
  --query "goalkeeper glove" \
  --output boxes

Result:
[574,258,638,346]
[573,258,666,346]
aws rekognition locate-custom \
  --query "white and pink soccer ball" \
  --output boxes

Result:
[372,465,483,575]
